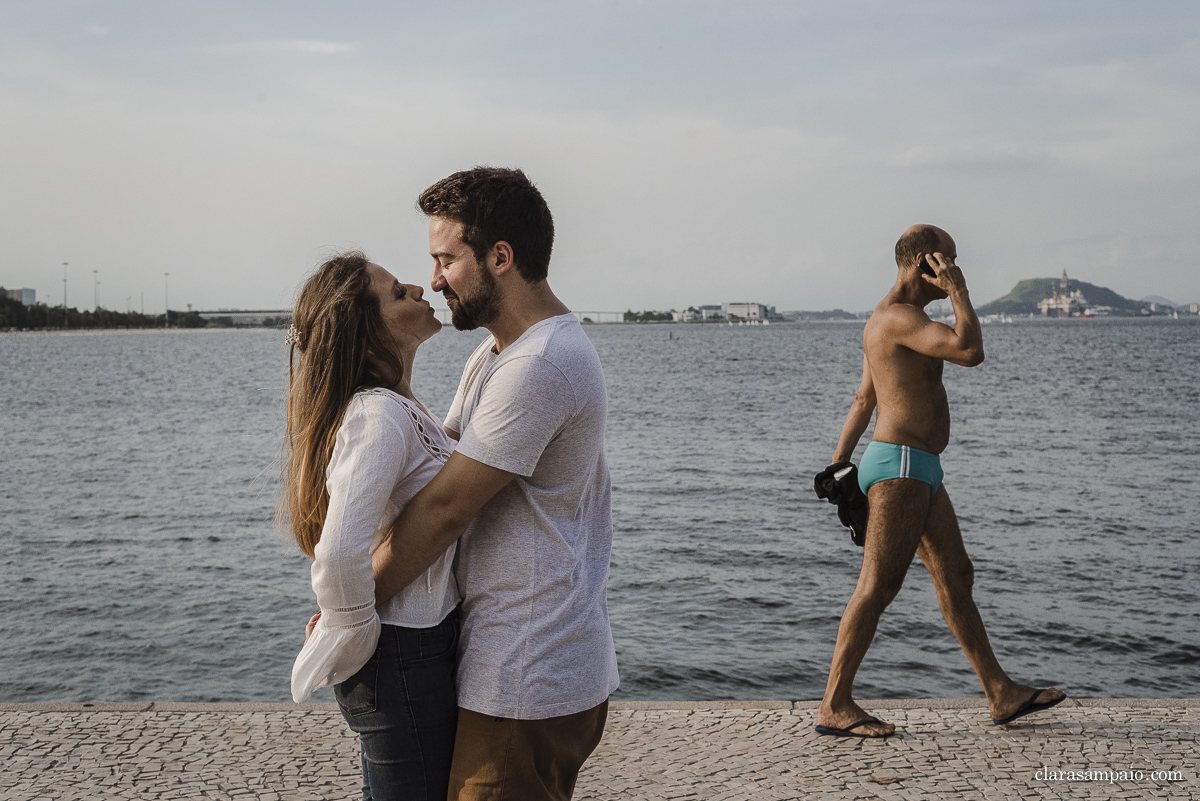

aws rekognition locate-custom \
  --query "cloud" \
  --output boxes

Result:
[284,39,358,54]
[217,39,359,55]
[2,3,1199,311]
[890,144,1052,172]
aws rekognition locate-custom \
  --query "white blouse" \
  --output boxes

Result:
[290,388,459,702]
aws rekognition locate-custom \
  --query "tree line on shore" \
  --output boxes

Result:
[623,309,675,322]
[0,295,207,330]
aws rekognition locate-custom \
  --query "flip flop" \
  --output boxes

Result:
[815,717,893,738]
[992,688,1067,726]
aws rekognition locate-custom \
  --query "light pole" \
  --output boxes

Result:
[62,262,68,329]
[164,272,170,328]
[93,270,99,311]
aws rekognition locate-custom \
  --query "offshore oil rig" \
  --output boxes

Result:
[1038,270,1090,317]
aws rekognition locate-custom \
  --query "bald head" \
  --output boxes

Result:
[895,224,953,270]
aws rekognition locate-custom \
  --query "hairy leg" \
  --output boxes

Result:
[918,487,1064,719]
[818,479,930,736]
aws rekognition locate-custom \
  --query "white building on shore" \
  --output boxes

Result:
[4,288,36,305]
[673,305,727,322]
[672,302,780,322]
[723,302,771,320]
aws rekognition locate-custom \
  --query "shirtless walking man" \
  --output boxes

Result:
[815,224,1065,738]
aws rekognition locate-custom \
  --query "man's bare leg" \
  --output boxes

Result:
[817,479,930,737]
[917,487,1064,719]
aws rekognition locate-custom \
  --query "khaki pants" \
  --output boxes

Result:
[448,700,608,801]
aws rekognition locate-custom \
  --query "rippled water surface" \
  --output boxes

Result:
[1,319,1197,702]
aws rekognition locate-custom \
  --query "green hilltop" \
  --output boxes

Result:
[976,277,1146,316]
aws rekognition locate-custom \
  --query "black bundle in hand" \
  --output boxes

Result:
[813,462,868,547]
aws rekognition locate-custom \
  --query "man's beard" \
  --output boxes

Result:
[449,264,501,331]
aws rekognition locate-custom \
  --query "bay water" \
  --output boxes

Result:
[1,319,1197,702]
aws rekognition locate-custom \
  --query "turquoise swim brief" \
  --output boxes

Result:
[857,441,943,496]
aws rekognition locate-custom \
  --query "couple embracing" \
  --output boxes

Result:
[283,168,618,801]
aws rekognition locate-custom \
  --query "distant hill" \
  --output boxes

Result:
[782,308,863,321]
[977,278,1147,316]
[1140,295,1180,308]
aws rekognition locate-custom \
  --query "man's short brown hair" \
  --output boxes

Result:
[895,225,944,270]
[418,167,555,283]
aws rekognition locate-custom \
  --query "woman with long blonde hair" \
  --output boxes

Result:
[282,251,459,801]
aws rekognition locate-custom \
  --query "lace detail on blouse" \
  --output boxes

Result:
[316,600,378,631]
[359,389,453,463]
[328,601,374,614]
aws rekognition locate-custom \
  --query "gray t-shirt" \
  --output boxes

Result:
[445,313,620,719]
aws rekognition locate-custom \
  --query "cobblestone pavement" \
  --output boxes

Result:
[1,699,1195,800]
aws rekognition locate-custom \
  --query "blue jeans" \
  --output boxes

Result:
[335,609,460,801]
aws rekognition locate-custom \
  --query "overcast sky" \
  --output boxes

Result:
[2,1,1197,314]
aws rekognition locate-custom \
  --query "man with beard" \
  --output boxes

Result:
[372,167,619,801]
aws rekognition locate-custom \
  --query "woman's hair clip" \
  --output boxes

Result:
[285,324,303,348]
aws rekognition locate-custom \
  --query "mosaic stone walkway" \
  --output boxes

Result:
[1,698,1195,800]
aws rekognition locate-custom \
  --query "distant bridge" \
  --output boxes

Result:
[572,311,627,324]
[196,310,291,326]
[197,309,631,326]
